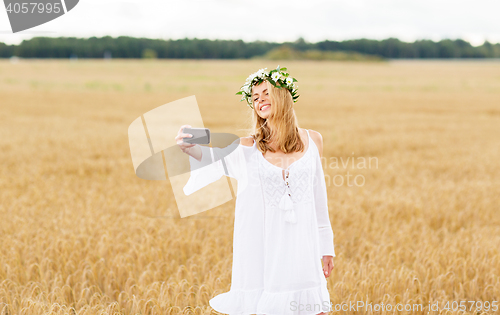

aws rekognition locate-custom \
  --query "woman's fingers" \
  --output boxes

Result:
[177,125,191,134]
[175,125,196,154]
[326,260,334,277]
[176,134,193,144]
[175,125,194,143]
[176,125,192,138]
[323,257,334,278]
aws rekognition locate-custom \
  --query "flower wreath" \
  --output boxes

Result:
[236,65,299,109]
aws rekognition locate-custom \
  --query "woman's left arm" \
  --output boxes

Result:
[310,130,335,278]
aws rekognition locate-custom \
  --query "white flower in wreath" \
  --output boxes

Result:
[286,77,294,86]
[254,68,266,79]
[243,84,251,94]
[271,72,281,82]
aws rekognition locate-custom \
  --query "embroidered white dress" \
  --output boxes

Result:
[183,129,335,315]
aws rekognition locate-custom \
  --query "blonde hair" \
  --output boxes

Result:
[249,80,305,154]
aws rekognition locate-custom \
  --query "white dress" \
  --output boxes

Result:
[183,129,336,315]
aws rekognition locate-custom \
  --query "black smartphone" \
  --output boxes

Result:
[182,127,211,145]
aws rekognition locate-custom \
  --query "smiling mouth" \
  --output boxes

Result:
[260,104,271,111]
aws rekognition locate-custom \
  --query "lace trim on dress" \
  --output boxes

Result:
[258,131,313,223]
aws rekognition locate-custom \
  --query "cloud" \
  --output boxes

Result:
[0,0,498,46]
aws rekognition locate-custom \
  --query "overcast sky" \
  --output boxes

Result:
[1,0,499,46]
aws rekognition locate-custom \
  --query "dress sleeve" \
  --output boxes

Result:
[313,152,336,258]
[182,139,244,196]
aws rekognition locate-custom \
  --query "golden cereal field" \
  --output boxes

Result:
[0,59,499,315]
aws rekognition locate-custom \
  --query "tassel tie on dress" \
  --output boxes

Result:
[278,170,297,224]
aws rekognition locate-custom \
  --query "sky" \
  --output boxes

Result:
[1,0,499,46]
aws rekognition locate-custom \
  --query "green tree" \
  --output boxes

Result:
[142,48,157,59]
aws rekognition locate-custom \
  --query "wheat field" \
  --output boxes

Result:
[0,59,499,314]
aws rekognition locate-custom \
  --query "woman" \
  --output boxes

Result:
[176,66,335,315]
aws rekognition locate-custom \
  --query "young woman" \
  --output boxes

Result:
[176,66,335,315]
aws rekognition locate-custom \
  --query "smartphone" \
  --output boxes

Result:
[182,127,211,145]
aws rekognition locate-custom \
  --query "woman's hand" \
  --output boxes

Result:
[322,256,334,278]
[175,124,195,154]
[175,125,202,161]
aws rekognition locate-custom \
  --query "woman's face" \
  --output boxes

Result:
[252,81,272,119]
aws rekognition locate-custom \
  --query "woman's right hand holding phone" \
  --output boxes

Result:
[175,125,202,161]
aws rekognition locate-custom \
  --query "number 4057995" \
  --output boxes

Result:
[6,2,62,14]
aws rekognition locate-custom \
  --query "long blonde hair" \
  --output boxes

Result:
[250,80,305,154]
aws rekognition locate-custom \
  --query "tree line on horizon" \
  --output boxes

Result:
[0,36,499,59]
